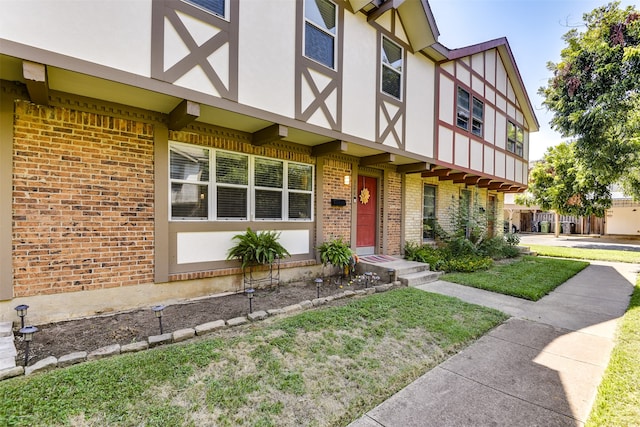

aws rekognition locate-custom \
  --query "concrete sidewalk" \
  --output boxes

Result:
[349,261,638,427]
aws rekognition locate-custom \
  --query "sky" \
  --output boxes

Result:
[428,0,638,161]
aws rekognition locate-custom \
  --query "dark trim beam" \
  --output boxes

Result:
[252,123,288,146]
[476,178,493,187]
[360,153,395,166]
[22,61,49,106]
[397,162,430,174]
[422,168,451,178]
[440,172,466,182]
[168,99,200,131]
[464,176,482,185]
[488,182,505,190]
[311,140,347,157]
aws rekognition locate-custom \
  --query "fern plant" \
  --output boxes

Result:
[227,228,290,270]
[317,237,353,270]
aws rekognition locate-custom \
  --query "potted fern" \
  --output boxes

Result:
[317,237,354,282]
[227,228,290,270]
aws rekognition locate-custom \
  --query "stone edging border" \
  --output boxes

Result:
[1,283,396,381]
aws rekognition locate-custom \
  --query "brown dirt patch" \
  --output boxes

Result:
[14,277,390,366]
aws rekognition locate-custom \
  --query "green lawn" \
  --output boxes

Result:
[528,244,640,263]
[442,256,589,300]
[587,275,640,426]
[0,288,506,427]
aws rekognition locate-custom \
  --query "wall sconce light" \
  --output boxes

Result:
[344,175,350,185]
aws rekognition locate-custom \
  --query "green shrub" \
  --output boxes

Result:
[477,236,520,259]
[504,233,520,246]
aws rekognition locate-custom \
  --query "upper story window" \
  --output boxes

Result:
[381,37,403,99]
[170,142,314,221]
[507,121,524,157]
[457,87,483,137]
[304,0,337,69]
[184,0,226,18]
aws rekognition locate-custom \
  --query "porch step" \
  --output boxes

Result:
[0,323,17,373]
[517,246,537,256]
[357,257,443,287]
[400,270,444,287]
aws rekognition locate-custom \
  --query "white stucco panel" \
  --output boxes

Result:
[439,75,455,125]
[442,61,455,76]
[470,140,483,171]
[177,229,309,264]
[456,62,470,86]
[495,113,506,149]
[238,1,296,117]
[342,12,377,140]
[0,0,152,76]
[506,156,515,180]
[515,159,524,183]
[507,102,516,120]
[174,65,220,97]
[495,151,506,178]
[472,53,484,75]
[485,87,495,105]
[496,58,507,95]
[484,105,495,145]
[484,146,494,175]
[438,126,453,163]
[454,133,469,168]
[472,76,484,96]
[405,55,435,158]
[496,95,507,114]
[485,50,496,86]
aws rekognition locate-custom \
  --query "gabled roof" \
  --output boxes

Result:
[441,37,539,132]
[349,0,440,51]
[351,1,538,132]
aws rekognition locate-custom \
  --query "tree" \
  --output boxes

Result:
[540,2,640,199]
[516,142,611,236]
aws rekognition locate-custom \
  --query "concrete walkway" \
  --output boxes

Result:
[349,261,638,427]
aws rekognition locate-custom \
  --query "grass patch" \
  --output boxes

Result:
[587,275,640,426]
[442,256,589,300]
[528,244,640,263]
[0,288,506,427]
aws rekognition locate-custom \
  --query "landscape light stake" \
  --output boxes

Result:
[364,272,373,288]
[152,305,165,335]
[387,268,395,284]
[315,278,323,299]
[246,288,255,314]
[20,325,38,367]
[14,304,29,329]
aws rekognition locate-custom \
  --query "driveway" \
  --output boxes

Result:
[519,233,640,253]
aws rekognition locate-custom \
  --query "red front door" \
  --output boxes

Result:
[356,176,377,253]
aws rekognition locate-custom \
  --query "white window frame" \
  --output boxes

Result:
[169,142,314,222]
[471,97,484,137]
[381,36,403,100]
[456,87,470,131]
[303,0,338,70]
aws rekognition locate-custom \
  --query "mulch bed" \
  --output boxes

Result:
[14,277,392,366]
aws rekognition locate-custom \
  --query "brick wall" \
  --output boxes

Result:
[383,170,402,255]
[321,158,352,242]
[404,174,423,245]
[12,101,155,297]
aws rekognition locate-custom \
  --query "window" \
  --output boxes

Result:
[184,0,226,18]
[457,87,483,136]
[170,144,210,219]
[304,0,337,68]
[381,37,403,99]
[471,97,484,136]
[456,87,470,130]
[169,142,314,221]
[423,185,436,239]
[507,121,524,156]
